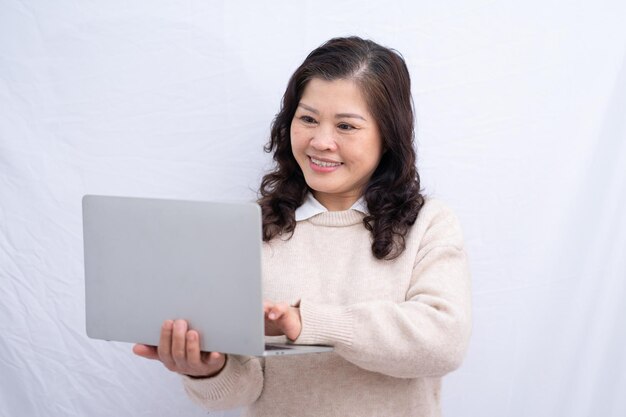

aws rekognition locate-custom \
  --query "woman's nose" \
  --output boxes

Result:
[310,126,337,151]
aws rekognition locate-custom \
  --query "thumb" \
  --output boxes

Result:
[132,344,160,360]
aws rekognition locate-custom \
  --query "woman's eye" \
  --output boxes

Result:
[300,115,317,124]
[337,123,355,131]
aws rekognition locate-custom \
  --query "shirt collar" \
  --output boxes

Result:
[295,193,369,221]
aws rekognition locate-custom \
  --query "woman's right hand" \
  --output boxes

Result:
[132,319,226,378]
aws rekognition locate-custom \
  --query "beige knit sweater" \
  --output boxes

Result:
[182,198,472,417]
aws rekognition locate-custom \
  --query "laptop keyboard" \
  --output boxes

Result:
[265,344,293,350]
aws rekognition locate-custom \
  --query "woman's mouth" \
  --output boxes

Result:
[308,156,343,173]
[310,157,342,168]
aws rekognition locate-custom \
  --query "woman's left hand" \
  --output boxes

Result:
[263,300,302,341]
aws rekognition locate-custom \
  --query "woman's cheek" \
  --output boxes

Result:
[290,126,309,151]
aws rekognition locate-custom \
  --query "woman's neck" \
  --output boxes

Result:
[312,191,361,211]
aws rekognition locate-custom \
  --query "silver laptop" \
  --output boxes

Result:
[82,195,333,356]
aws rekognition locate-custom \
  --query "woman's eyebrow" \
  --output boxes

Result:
[298,103,319,114]
[298,103,366,121]
[335,112,366,121]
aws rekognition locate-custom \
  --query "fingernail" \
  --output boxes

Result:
[269,313,276,320]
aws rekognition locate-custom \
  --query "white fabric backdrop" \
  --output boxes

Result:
[1,1,625,416]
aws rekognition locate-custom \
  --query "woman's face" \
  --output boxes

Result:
[290,78,384,211]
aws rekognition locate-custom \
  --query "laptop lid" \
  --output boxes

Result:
[82,195,267,356]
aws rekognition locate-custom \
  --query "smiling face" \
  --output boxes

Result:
[290,78,384,211]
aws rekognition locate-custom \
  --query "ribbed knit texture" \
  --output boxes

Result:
[182,198,472,417]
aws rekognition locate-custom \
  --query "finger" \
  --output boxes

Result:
[132,344,159,360]
[186,335,226,378]
[171,319,189,369]
[264,313,283,336]
[207,351,224,366]
[263,300,274,314]
[269,302,289,320]
[157,320,176,370]
[274,305,302,341]
[185,330,204,370]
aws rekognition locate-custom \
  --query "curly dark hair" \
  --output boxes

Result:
[258,36,424,260]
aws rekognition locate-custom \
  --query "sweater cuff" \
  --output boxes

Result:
[181,354,242,401]
[293,299,354,348]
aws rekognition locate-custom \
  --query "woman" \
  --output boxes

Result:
[134,36,472,416]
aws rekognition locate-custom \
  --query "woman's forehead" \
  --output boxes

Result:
[299,78,370,116]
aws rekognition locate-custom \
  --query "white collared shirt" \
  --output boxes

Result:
[295,193,369,221]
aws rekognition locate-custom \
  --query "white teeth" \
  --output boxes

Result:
[311,157,341,168]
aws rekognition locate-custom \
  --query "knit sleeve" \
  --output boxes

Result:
[293,205,472,379]
[180,354,264,411]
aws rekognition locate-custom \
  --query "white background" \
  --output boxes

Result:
[1,1,625,416]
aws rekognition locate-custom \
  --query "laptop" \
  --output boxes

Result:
[81,194,333,356]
